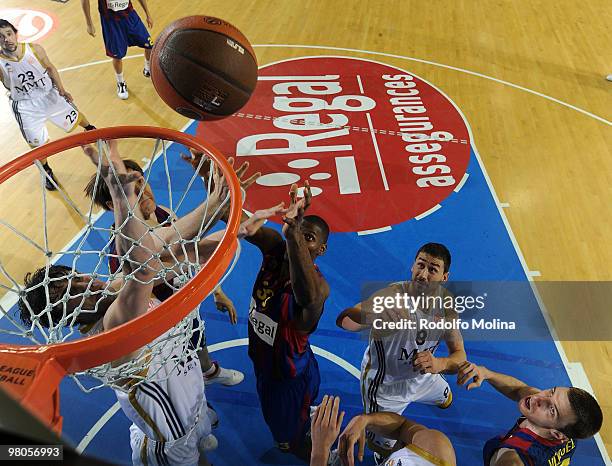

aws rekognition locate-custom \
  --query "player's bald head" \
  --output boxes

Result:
[412,429,456,465]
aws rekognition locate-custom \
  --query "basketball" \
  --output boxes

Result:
[150,16,258,120]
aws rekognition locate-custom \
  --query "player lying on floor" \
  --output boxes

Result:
[309,395,456,466]
[19,140,286,466]
[457,361,603,466]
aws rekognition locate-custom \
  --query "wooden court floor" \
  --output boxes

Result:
[0,0,610,458]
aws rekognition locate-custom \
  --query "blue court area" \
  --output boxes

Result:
[2,119,606,466]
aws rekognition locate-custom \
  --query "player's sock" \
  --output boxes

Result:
[42,163,58,191]
[115,73,124,84]
[143,59,151,78]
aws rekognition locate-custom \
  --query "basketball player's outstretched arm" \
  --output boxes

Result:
[182,150,284,254]
[99,141,162,330]
[156,155,260,246]
[31,44,73,101]
[457,361,539,400]
[338,411,456,466]
[283,184,330,331]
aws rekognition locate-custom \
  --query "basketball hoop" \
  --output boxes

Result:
[0,126,242,433]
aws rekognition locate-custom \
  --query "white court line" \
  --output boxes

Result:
[499,202,510,208]
[528,270,542,277]
[453,172,469,193]
[253,45,611,126]
[415,204,442,220]
[56,47,611,127]
[356,75,364,94]
[76,338,360,453]
[357,226,392,236]
[75,402,120,454]
[365,113,389,190]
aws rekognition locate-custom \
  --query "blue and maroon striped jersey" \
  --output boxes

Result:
[484,417,576,466]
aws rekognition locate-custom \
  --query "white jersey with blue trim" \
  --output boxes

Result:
[383,444,447,466]
[362,281,448,384]
[0,43,54,101]
[114,298,204,443]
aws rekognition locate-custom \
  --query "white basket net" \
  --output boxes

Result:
[0,133,241,393]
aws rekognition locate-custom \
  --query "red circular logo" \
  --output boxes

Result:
[198,56,470,233]
[0,9,56,43]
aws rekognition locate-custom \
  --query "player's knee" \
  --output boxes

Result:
[437,388,453,409]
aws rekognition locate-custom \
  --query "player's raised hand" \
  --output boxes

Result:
[238,203,287,238]
[311,395,345,465]
[338,414,368,466]
[457,361,485,390]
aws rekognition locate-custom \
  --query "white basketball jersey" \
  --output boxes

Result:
[114,298,204,443]
[362,282,447,384]
[0,44,53,101]
[383,445,445,466]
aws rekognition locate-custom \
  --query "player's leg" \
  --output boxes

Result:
[99,14,129,99]
[411,373,453,409]
[125,10,153,78]
[189,316,244,386]
[46,89,96,135]
[361,374,412,463]
[255,357,320,457]
[11,98,57,190]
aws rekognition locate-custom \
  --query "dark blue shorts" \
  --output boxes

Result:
[100,9,152,59]
[255,357,320,450]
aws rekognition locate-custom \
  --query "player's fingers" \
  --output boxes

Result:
[331,396,341,425]
[467,379,483,390]
[357,431,365,462]
[337,410,345,432]
[289,183,298,204]
[234,160,249,178]
[241,172,261,190]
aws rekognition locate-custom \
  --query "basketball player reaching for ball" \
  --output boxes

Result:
[457,361,603,466]
[81,0,154,99]
[247,182,330,458]
[308,395,456,466]
[19,140,285,466]
[336,243,466,463]
[82,146,249,386]
[0,19,96,191]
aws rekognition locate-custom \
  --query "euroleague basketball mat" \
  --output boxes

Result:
[2,57,606,465]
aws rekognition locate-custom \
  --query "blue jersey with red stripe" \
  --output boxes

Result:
[483,417,576,466]
[98,0,134,20]
[248,242,322,380]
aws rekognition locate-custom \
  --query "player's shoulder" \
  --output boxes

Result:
[490,448,523,466]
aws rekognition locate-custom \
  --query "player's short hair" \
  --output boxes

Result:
[560,387,603,439]
[304,215,330,243]
[415,243,451,273]
[19,265,72,328]
[0,19,18,33]
[84,159,144,210]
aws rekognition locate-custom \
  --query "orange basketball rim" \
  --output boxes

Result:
[0,126,242,433]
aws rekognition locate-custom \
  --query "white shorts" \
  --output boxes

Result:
[361,373,452,452]
[11,88,81,147]
[129,402,214,466]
